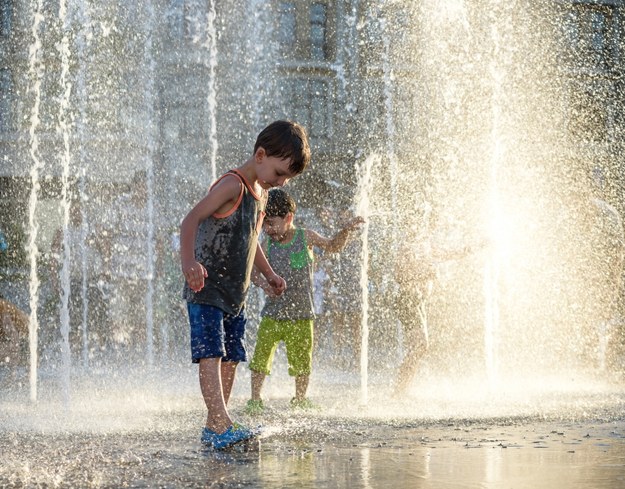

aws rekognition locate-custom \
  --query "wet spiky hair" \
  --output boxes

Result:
[266,188,296,218]
[254,120,311,175]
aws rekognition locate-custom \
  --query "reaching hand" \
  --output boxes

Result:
[345,216,365,231]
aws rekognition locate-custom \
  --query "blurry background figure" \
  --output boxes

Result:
[0,298,29,380]
[312,262,330,333]
[0,227,29,380]
[587,167,625,373]
[393,201,481,396]
[101,171,149,354]
[311,208,335,361]
[323,209,364,373]
[50,198,110,365]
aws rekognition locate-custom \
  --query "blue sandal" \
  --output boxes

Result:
[201,424,258,450]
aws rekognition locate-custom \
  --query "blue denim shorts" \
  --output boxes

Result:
[187,302,247,363]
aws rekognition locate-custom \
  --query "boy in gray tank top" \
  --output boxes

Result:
[180,121,311,450]
[246,188,364,414]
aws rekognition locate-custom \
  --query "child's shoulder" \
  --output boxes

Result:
[216,169,244,184]
[210,171,244,192]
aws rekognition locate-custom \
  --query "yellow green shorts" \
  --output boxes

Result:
[249,317,313,377]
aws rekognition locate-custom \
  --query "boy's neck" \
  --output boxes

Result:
[236,159,261,190]
[276,225,296,244]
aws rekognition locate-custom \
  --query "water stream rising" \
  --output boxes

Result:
[57,0,73,408]
[26,1,45,403]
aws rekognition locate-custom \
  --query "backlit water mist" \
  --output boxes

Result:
[2,1,625,487]
[0,0,622,439]
[361,0,623,387]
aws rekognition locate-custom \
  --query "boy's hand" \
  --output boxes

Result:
[265,272,286,296]
[344,216,365,232]
[183,261,208,292]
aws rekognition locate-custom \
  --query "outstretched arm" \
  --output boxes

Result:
[306,216,365,253]
[430,237,487,263]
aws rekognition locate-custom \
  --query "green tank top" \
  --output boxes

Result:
[261,227,315,320]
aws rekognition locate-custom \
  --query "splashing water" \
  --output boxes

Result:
[26,3,45,403]
[2,3,624,487]
[77,176,89,367]
[3,0,622,428]
[244,0,275,129]
[354,154,377,405]
[57,0,73,408]
[205,0,218,182]
[143,0,157,367]
[73,0,92,370]
[482,1,508,389]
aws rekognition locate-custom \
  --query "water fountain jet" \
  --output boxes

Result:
[1,2,624,486]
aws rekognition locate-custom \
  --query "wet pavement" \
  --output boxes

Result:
[1,367,624,488]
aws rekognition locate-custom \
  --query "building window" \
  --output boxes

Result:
[310,3,327,60]
[0,0,12,37]
[284,78,330,139]
[566,4,615,72]
[278,1,333,61]
[166,0,185,39]
[166,0,205,42]
[361,7,384,69]
[309,79,329,136]
[278,2,296,57]
[0,69,13,132]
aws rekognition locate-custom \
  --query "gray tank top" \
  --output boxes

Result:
[183,170,267,315]
[261,227,315,320]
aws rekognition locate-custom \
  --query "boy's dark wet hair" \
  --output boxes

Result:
[254,120,311,175]
[266,188,296,218]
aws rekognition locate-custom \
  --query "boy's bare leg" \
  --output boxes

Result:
[199,357,233,434]
[350,315,362,370]
[250,370,266,401]
[295,375,309,400]
[333,312,362,370]
[393,327,427,397]
[394,356,419,396]
[221,361,238,405]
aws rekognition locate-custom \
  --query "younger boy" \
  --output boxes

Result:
[246,189,364,413]
[180,121,310,449]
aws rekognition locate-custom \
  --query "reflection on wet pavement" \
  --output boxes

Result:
[2,370,624,488]
[2,420,624,488]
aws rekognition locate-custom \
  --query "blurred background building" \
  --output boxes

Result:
[1,0,624,372]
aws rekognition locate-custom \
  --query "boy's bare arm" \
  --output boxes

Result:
[430,237,487,262]
[251,265,279,297]
[179,175,242,292]
[306,216,364,253]
[251,265,266,287]
[253,242,286,296]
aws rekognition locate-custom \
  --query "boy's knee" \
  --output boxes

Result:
[288,367,311,377]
